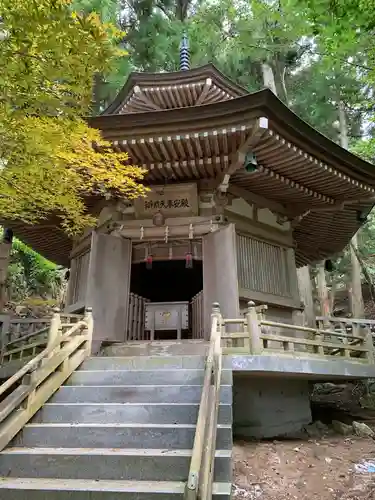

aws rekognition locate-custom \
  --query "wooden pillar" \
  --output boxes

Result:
[202,224,240,335]
[86,231,132,353]
[297,266,315,327]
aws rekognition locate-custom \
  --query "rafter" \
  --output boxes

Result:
[195,78,212,106]
[218,117,269,193]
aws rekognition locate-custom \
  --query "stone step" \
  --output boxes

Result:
[49,385,232,404]
[0,448,232,482]
[66,369,233,386]
[0,478,232,499]
[80,356,232,371]
[100,341,209,358]
[32,402,233,425]
[13,423,233,450]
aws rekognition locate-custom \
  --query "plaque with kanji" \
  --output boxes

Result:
[134,183,198,219]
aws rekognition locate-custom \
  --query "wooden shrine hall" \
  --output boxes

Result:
[5,63,375,349]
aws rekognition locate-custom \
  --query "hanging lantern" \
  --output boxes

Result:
[185,241,193,269]
[145,245,153,270]
[146,254,153,270]
[185,252,193,269]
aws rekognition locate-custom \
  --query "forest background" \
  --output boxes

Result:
[7,0,375,317]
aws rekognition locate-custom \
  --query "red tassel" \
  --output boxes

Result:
[185,252,193,269]
[146,255,153,270]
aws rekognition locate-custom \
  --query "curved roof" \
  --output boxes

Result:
[103,64,247,115]
[5,65,375,267]
[93,87,375,185]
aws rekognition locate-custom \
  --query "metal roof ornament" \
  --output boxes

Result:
[180,32,190,71]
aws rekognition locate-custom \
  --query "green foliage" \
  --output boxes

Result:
[299,0,375,91]
[6,0,375,303]
[351,138,375,164]
[0,228,63,301]
[8,239,63,301]
[0,0,147,234]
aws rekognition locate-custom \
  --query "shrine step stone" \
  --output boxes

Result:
[0,354,233,499]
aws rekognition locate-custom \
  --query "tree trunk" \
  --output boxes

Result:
[339,100,349,150]
[339,100,364,318]
[0,242,11,312]
[261,63,278,95]
[349,233,365,317]
[329,275,338,313]
[273,59,288,103]
[297,266,315,327]
[350,241,375,302]
[262,64,314,326]
[316,261,330,317]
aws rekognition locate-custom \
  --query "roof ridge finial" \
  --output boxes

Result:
[179,32,190,71]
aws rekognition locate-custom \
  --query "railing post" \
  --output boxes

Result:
[0,314,9,360]
[364,327,375,364]
[211,302,221,344]
[46,307,61,359]
[84,306,94,355]
[246,301,263,354]
[313,329,325,356]
[211,302,221,319]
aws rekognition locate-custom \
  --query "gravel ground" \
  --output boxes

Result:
[233,436,375,499]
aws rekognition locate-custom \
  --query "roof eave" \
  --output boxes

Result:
[102,63,248,115]
[90,88,375,186]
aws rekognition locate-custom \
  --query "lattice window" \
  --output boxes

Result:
[236,234,291,298]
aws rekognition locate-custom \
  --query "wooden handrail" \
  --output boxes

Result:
[317,316,375,326]
[220,302,375,363]
[0,306,94,451]
[260,320,364,340]
[0,319,85,398]
[185,302,222,500]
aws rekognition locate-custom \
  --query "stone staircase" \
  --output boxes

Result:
[0,347,233,498]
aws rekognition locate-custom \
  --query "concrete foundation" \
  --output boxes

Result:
[233,375,312,438]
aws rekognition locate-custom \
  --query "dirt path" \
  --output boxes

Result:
[233,437,375,499]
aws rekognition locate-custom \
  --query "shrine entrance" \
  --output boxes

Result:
[128,240,204,341]
[131,260,203,304]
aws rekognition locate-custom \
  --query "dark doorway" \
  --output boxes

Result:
[130,259,203,303]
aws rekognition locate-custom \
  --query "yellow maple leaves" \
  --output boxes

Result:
[0,115,148,235]
[0,0,146,235]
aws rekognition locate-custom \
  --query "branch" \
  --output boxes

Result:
[350,242,375,301]
[8,50,45,62]
[244,42,374,72]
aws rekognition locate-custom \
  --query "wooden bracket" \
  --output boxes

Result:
[217,117,269,193]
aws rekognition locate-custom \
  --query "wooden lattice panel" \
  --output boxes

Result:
[236,233,292,298]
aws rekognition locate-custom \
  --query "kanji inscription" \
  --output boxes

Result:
[134,183,198,219]
[144,198,190,210]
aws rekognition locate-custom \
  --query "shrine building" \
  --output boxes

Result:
[6,62,375,352]
[4,44,375,441]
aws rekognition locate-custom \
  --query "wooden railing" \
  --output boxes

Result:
[191,291,204,340]
[0,316,50,354]
[0,307,93,451]
[0,313,83,365]
[221,302,375,363]
[185,303,222,500]
[316,316,375,336]
[126,293,149,341]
